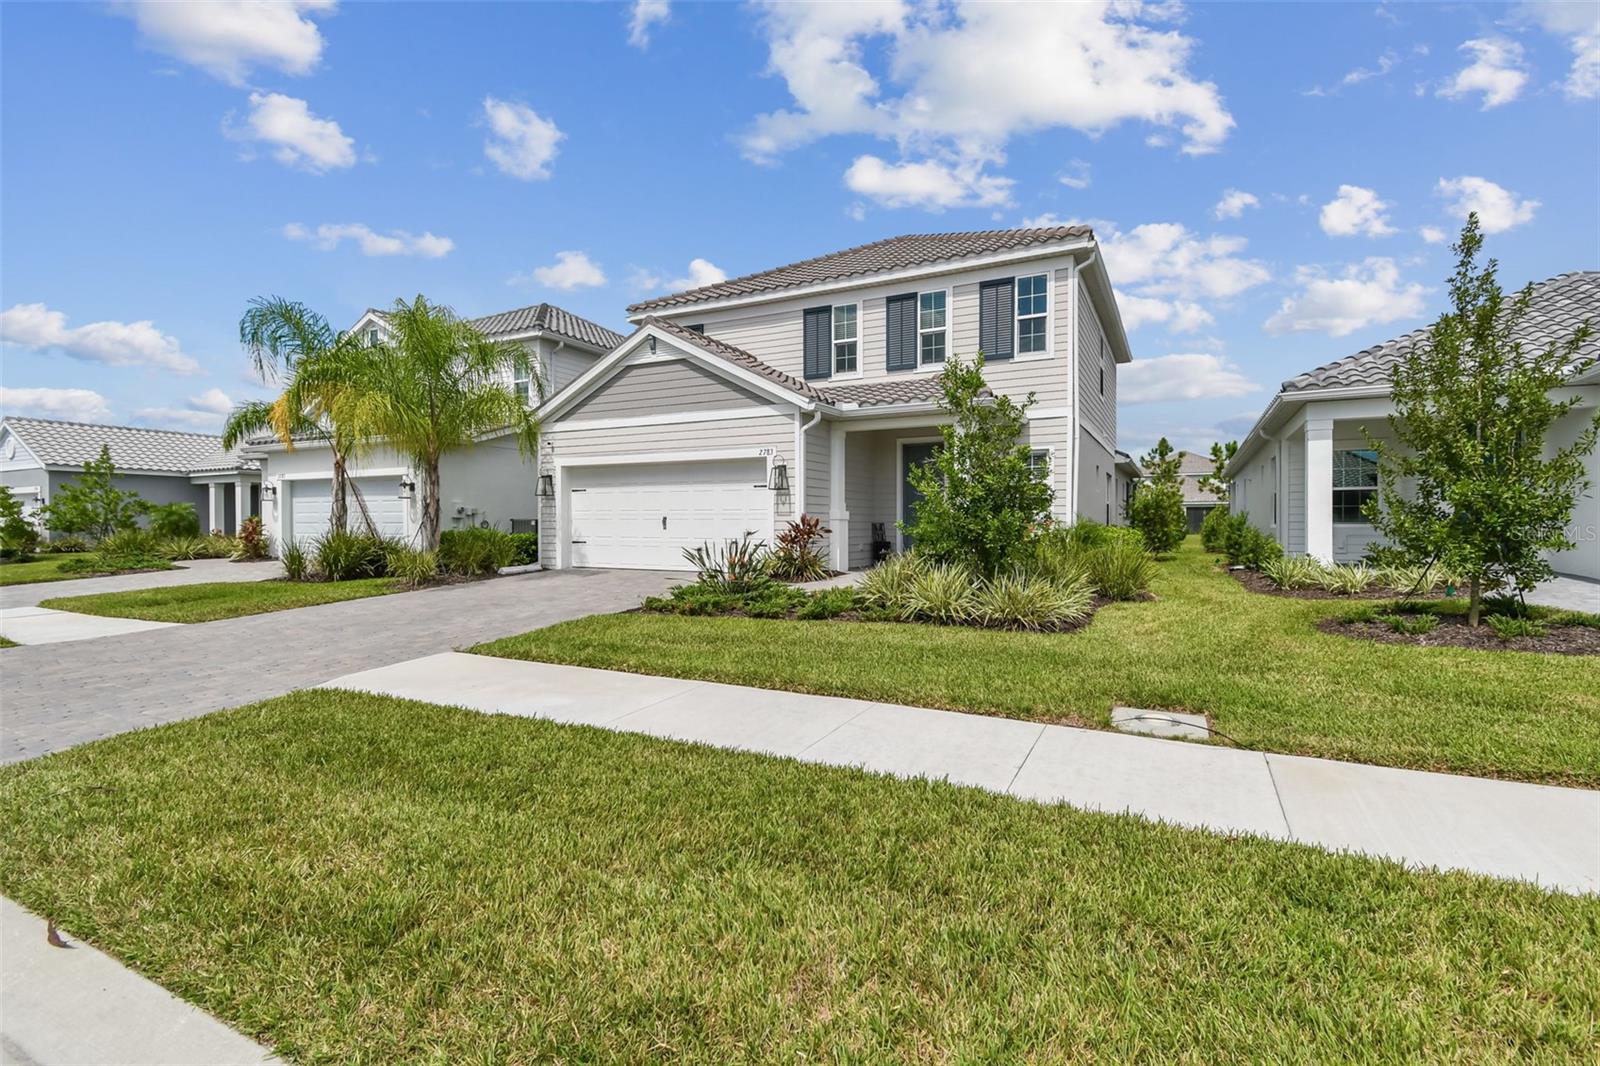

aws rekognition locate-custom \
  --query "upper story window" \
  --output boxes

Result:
[918,291,947,366]
[365,327,380,347]
[1027,449,1050,479]
[1333,449,1378,522]
[1016,273,1048,355]
[833,305,858,374]
[513,352,533,404]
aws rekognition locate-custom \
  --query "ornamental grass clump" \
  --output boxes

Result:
[1261,555,1326,591]
[386,547,439,588]
[682,532,770,594]
[902,563,979,624]
[858,552,927,610]
[1378,611,1438,635]
[1318,564,1375,595]
[1486,614,1546,642]
[973,570,1094,631]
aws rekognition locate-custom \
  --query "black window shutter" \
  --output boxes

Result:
[803,306,832,380]
[979,278,1014,361]
[885,293,917,371]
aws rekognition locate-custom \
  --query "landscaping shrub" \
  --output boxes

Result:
[281,541,310,582]
[144,501,200,539]
[57,550,168,575]
[1486,614,1546,642]
[768,514,831,582]
[1080,537,1156,601]
[1318,564,1375,595]
[41,535,90,554]
[1261,555,1325,591]
[1199,504,1233,553]
[858,553,927,610]
[682,532,769,594]
[1378,612,1438,635]
[1127,481,1186,554]
[438,528,517,576]
[386,547,439,588]
[1027,527,1152,601]
[643,580,806,618]
[313,530,394,581]
[159,536,211,561]
[795,586,858,620]
[507,532,539,566]
[0,489,39,559]
[98,528,161,558]
[234,515,271,561]
[973,570,1094,631]
[1220,515,1282,569]
[903,563,980,624]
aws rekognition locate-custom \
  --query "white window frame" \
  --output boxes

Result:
[1015,272,1051,358]
[513,350,534,405]
[832,302,860,377]
[1332,448,1379,524]
[365,327,381,347]
[916,289,950,369]
[1027,447,1052,479]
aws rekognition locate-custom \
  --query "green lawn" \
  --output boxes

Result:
[1,689,1594,1063]
[39,578,399,623]
[0,554,173,586]
[476,539,1600,787]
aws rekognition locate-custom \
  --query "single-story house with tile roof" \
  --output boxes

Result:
[1224,270,1599,579]
[0,416,260,537]
[249,302,627,549]
[529,225,1133,570]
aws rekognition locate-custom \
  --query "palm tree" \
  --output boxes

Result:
[235,297,359,534]
[286,295,540,550]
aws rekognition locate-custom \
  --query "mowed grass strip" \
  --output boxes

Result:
[1,688,1595,1063]
[475,539,1600,787]
[0,554,172,586]
[39,578,398,623]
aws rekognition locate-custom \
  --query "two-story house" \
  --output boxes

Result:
[532,226,1133,571]
[250,302,624,549]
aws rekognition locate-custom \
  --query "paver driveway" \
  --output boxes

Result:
[0,568,677,763]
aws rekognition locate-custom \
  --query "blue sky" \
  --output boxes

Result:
[2,1,1596,456]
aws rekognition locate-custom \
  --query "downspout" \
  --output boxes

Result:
[794,406,823,521]
[1069,252,1099,524]
[546,338,566,399]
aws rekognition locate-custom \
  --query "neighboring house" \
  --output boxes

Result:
[530,226,1132,571]
[250,302,625,548]
[1177,451,1222,532]
[1225,271,1600,579]
[0,416,259,536]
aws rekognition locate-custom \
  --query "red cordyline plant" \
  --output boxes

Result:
[769,514,832,582]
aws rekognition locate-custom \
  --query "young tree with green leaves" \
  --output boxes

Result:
[40,445,146,541]
[1199,440,1237,502]
[0,488,39,558]
[235,297,360,535]
[899,355,1053,574]
[1365,214,1598,625]
[286,295,540,551]
[1129,437,1187,553]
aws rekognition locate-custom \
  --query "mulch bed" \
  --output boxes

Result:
[1229,567,1444,601]
[1320,616,1600,656]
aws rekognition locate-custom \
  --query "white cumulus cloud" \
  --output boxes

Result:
[1520,1,1600,99]
[1057,159,1092,190]
[1116,294,1215,334]
[513,251,608,291]
[1213,188,1259,220]
[133,388,238,431]
[1319,184,1397,237]
[742,1,1232,212]
[284,222,453,258]
[482,96,563,181]
[112,0,335,85]
[1119,353,1261,404]
[0,387,113,423]
[1101,222,1271,301]
[1438,37,1528,109]
[632,258,729,295]
[843,155,1014,210]
[628,0,671,48]
[1434,176,1539,233]
[1419,225,1448,244]
[0,303,200,374]
[226,91,355,173]
[1263,258,1427,337]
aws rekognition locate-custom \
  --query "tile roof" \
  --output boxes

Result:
[466,302,627,352]
[0,416,254,474]
[627,225,1094,314]
[1282,271,1600,394]
[819,376,974,407]
[644,318,826,401]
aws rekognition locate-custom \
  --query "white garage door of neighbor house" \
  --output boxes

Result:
[290,477,409,545]
[567,459,772,570]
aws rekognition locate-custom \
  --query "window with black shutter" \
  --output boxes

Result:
[979,278,1014,360]
[885,293,917,371]
[803,306,832,380]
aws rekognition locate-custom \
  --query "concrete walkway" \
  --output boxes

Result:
[0,605,176,645]
[0,897,280,1065]
[325,653,1600,895]
[0,558,284,610]
[1527,573,1600,613]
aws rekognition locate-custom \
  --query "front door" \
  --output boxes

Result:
[901,441,940,550]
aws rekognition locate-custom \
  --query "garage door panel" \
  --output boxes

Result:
[291,477,409,546]
[567,459,773,570]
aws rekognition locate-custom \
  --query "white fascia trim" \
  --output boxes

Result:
[554,448,770,470]
[830,402,945,419]
[489,327,614,356]
[276,466,410,482]
[538,324,815,424]
[43,464,191,478]
[626,239,1095,323]
[545,406,794,434]
[1226,381,1400,478]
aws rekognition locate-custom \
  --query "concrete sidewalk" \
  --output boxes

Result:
[0,897,280,1065]
[0,558,283,610]
[0,605,176,645]
[325,653,1600,895]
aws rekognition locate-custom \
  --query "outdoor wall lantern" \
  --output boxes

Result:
[537,473,555,497]
[261,483,277,500]
[767,462,789,492]
[398,476,417,498]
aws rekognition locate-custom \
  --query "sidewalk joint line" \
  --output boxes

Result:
[1262,753,1295,839]
[1003,723,1050,795]
[794,704,874,757]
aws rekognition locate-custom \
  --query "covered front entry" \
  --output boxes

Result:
[566,458,773,570]
[290,476,409,545]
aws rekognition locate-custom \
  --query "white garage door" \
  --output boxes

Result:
[567,458,773,570]
[290,477,409,545]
